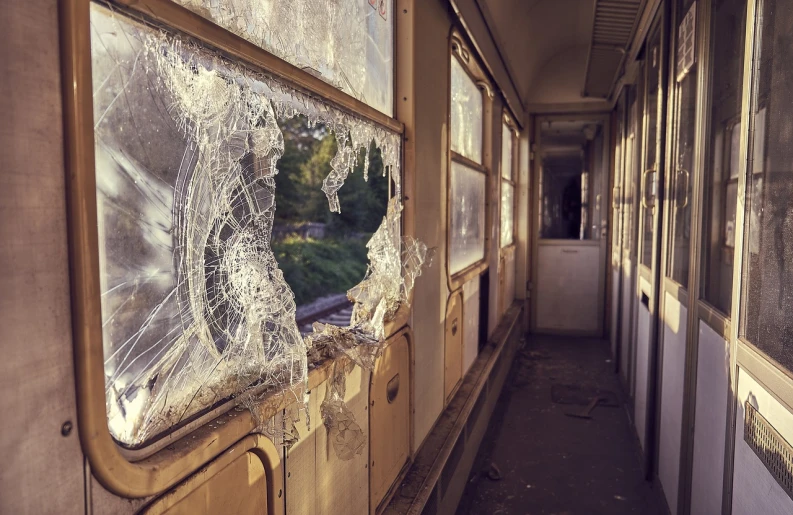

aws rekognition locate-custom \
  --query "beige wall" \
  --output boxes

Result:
[0,1,86,513]
[409,0,453,448]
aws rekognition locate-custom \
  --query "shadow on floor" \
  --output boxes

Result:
[457,335,666,515]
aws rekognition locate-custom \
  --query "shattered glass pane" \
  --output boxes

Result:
[449,161,486,274]
[501,122,513,180]
[272,116,389,333]
[89,4,428,447]
[501,182,514,247]
[174,0,394,116]
[450,57,483,164]
[320,361,365,461]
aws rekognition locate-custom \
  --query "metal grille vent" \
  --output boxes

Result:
[744,401,793,500]
[584,0,643,98]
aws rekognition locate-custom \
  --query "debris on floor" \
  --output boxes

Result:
[456,335,666,515]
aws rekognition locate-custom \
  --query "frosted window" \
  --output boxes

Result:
[451,57,483,164]
[174,0,394,116]
[501,122,513,180]
[450,161,486,274]
[501,182,514,247]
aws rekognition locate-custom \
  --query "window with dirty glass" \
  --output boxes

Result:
[450,56,484,164]
[622,86,639,256]
[539,120,604,240]
[450,161,486,273]
[700,0,746,315]
[175,0,394,116]
[740,0,793,373]
[449,52,486,275]
[501,121,515,247]
[641,32,662,268]
[89,2,430,447]
[667,0,698,289]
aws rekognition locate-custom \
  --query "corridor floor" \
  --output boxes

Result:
[457,335,666,515]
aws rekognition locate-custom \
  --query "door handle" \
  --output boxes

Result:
[676,169,690,209]
[612,186,621,210]
[386,373,400,403]
[641,168,656,209]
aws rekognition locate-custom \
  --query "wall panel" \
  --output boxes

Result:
[0,0,86,512]
[658,293,687,512]
[690,321,729,515]
[732,369,793,515]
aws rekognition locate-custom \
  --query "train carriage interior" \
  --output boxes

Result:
[5,0,793,513]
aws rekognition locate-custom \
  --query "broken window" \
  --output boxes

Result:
[89,3,428,447]
[501,121,516,247]
[174,0,394,116]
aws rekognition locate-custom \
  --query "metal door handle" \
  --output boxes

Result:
[612,186,621,210]
[676,169,690,209]
[641,168,656,209]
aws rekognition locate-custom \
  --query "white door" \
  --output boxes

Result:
[532,115,609,336]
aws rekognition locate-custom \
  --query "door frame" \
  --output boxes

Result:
[610,93,627,371]
[530,112,612,337]
[634,1,671,481]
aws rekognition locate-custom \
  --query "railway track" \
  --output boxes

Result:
[296,297,354,334]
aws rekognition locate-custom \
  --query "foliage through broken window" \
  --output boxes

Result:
[90,3,430,448]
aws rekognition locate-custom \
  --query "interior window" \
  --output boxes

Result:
[450,161,487,273]
[450,57,484,164]
[449,53,486,274]
[740,0,793,372]
[701,0,746,315]
[612,94,625,265]
[667,0,699,288]
[501,121,515,247]
[174,0,394,116]
[641,37,661,269]
[539,120,605,240]
[622,86,639,256]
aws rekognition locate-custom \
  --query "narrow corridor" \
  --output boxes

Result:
[458,335,666,515]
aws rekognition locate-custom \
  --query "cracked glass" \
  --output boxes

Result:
[174,0,394,116]
[89,3,430,447]
[449,161,486,274]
